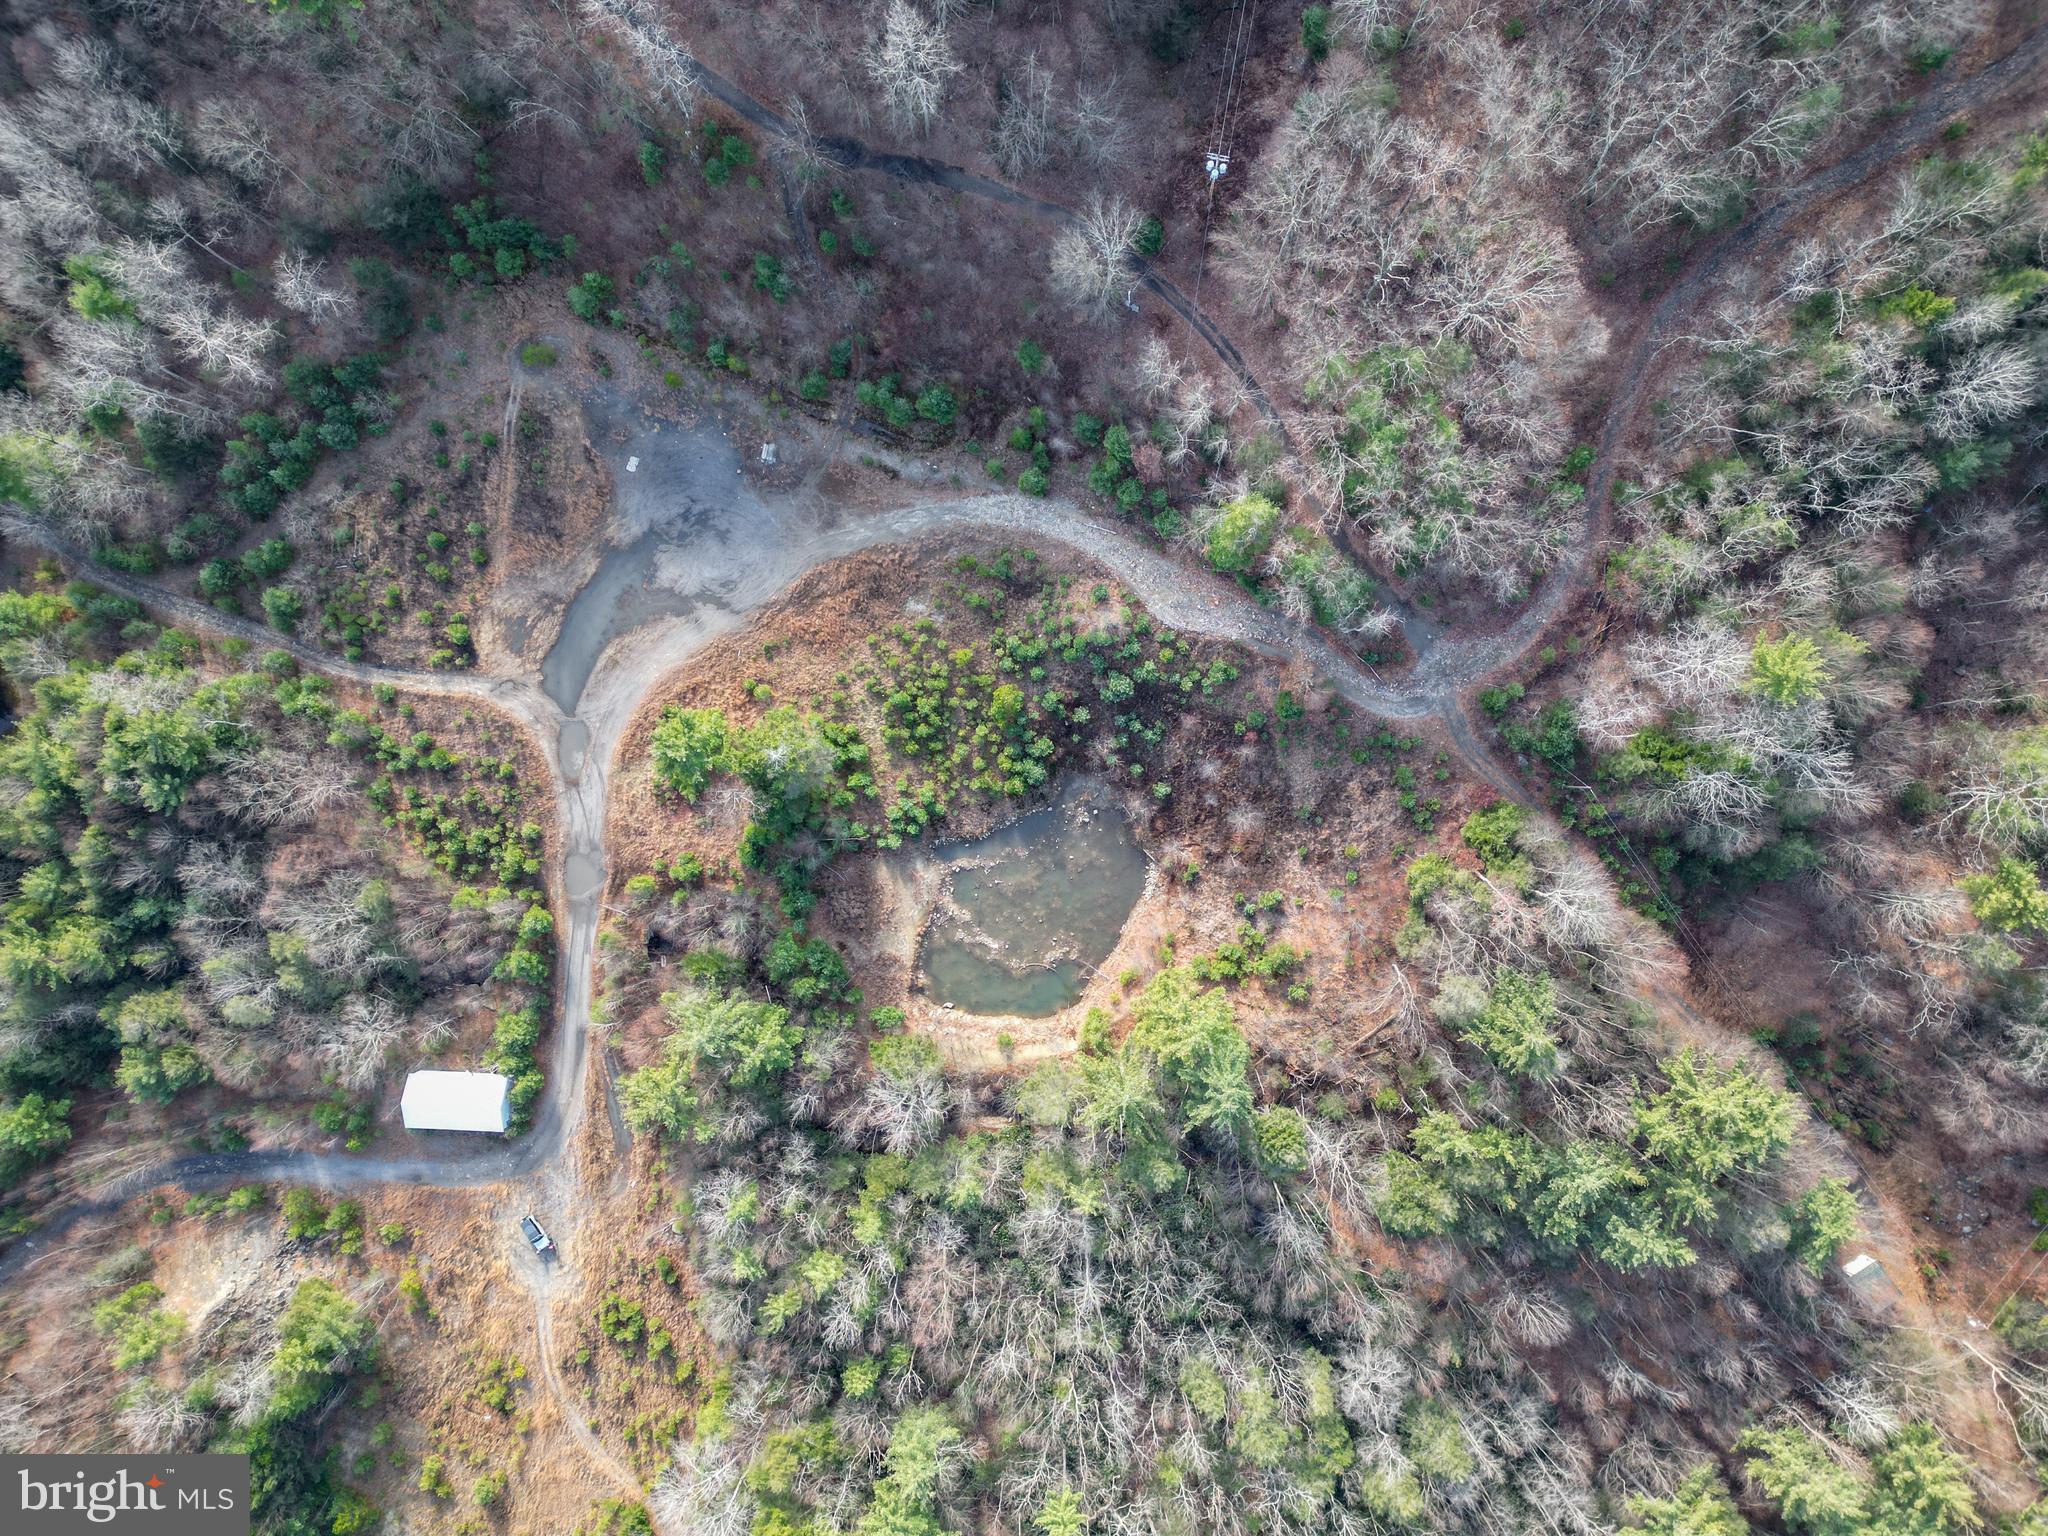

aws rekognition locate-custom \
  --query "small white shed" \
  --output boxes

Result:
[401,1070,512,1134]
[1838,1251,1903,1316]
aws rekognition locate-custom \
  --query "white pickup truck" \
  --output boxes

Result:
[519,1215,554,1256]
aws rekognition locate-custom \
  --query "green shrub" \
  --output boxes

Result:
[471,1355,526,1413]
[751,252,793,303]
[328,1489,380,1534]
[261,586,302,632]
[399,1264,430,1316]
[93,1281,184,1370]
[1785,1178,1859,1273]
[1477,683,1525,717]
[521,342,558,367]
[1871,284,1956,326]
[1203,493,1282,574]
[700,124,754,185]
[1458,969,1560,1079]
[567,271,616,322]
[64,255,136,321]
[1747,631,1828,703]
[446,194,567,283]
[1459,802,1532,887]
[0,1092,71,1185]
[1301,4,1333,60]
[349,256,414,341]
[582,1499,656,1535]
[670,987,802,1091]
[137,416,213,482]
[651,707,730,801]
[915,384,958,427]
[267,1279,373,1423]
[1128,968,1253,1133]
[1401,1398,1475,1482]
[419,1456,454,1499]
[598,1292,646,1345]
[1252,1105,1309,1173]
[1620,1467,1747,1536]
[1962,858,2048,933]
[281,1187,329,1241]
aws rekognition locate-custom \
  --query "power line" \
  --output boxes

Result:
[1209,0,1257,162]
[1193,0,1259,312]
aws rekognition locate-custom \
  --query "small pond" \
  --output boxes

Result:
[918,780,1148,1017]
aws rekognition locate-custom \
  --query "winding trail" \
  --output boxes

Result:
[4,17,2044,1492]
[1,470,1465,1502]
[671,24,2048,692]
[1451,19,2048,687]
[0,480,1443,1237]
[0,479,1467,1452]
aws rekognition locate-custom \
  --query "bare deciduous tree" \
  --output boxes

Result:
[118,1382,206,1452]
[862,0,962,138]
[272,252,355,326]
[1066,78,1131,171]
[25,37,178,178]
[105,238,278,389]
[1945,731,2048,851]
[846,1057,948,1154]
[219,748,357,828]
[1925,342,2038,442]
[990,52,1055,176]
[579,0,700,117]
[773,96,836,185]
[192,99,278,185]
[271,869,399,980]
[316,994,407,1092]
[1048,196,1142,318]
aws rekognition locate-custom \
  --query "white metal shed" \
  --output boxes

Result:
[401,1070,512,1134]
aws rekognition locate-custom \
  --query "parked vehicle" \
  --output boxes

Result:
[520,1215,554,1255]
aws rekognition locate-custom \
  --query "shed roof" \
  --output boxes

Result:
[401,1070,512,1133]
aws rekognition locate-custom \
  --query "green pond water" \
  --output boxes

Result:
[918,781,1148,1017]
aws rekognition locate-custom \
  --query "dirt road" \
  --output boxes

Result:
[5,18,2044,1492]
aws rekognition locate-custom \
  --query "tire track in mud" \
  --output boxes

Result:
[1,521,553,722]
[531,1260,641,1495]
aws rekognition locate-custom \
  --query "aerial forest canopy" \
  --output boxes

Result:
[0,1,2046,1535]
